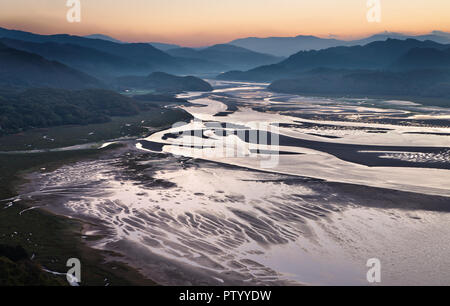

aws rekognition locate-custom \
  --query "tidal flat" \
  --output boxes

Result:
[3,81,449,285]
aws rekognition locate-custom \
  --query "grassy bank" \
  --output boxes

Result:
[0,108,191,152]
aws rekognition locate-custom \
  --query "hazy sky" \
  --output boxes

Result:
[1,0,449,46]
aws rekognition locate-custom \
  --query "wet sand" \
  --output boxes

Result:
[14,143,450,285]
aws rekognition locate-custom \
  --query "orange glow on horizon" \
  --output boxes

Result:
[0,0,449,47]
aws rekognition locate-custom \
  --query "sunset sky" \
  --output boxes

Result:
[1,0,449,46]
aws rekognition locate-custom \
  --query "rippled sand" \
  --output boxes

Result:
[18,149,450,285]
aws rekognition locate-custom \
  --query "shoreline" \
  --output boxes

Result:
[14,144,301,285]
[267,90,450,109]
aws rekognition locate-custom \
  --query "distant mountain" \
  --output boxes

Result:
[431,31,450,40]
[0,42,103,89]
[218,39,450,81]
[5,27,450,78]
[149,42,181,51]
[114,72,213,93]
[230,35,345,57]
[167,44,282,71]
[353,31,450,46]
[84,34,123,44]
[229,31,450,57]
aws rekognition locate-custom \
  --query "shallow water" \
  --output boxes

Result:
[143,81,450,196]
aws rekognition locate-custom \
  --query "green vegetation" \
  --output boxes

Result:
[0,108,191,152]
[0,245,66,286]
[0,106,192,197]
[0,88,180,136]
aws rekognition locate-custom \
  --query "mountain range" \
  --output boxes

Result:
[218,38,450,102]
[229,31,450,57]
[1,26,450,102]
[0,40,213,92]
[0,27,184,77]
[218,39,450,81]
[83,30,450,58]
[0,27,282,76]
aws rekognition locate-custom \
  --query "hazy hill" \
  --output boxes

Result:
[218,39,450,81]
[149,42,181,51]
[84,35,181,51]
[0,42,103,89]
[167,44,282,71]
[114,72,213,93]
[167,47,201,59]
[84,34,123,44]
[0,27,183,74]
[0,38,148,78]
[391,47,450,70]
[230,35,344,57]
[268,68,450,104]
